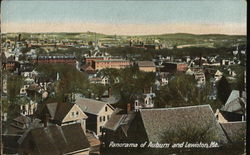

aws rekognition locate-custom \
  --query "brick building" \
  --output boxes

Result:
[93,59,131,70]
[84,56,105,66]
[32,55,76,65]
[162,62,188,73]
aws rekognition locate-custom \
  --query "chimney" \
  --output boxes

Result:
[89,50,92,57]
[108,87,112,97]
[127,103,131,113]
[43,113,49,127]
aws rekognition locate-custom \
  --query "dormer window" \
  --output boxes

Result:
[76,111,79,116]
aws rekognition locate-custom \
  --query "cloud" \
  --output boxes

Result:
[1,22,246,35]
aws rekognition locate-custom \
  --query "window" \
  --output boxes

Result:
[99,117,102,122]
[103,116,105,121]
[107,115,110,120]
[100,126,102,132]
[76,111,79,116]
[71,112,74,117]
[105,106,108,112]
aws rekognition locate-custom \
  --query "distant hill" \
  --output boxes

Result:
[2,32,246,48]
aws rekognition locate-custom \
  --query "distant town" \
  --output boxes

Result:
[1,32,246,155]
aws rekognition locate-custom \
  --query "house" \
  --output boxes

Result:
[185,68,206,86]
[18,124,90,155]
[102,105,229,150]
[215,90,246,123]
[3,60,20,72]
[137,61,156,72]
[193,71,206,86]
[185,68,194,75]
[81,64,97,75]
[221,59,235,66]
[2,115,42,154]
[20,99,38,116]
[214,70,223,81]
[134,93,155,111]
[4,115,42,135]
[89,76,109,85]
[102,109,136,144]
[220,122,246,144]
[156,72,169,87]
[35,102,88,131]
[75,97,115,136]
[100,88,120,104]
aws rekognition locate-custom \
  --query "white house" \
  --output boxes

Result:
[75,97,115,136]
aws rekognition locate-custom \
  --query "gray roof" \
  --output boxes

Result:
[46,102,58,119]
[103,109,136,136]
[103,109,125,131]
[36,102,75,122]
[75,97,114,115]
[13,115,31,124]
[19,124,90,155]
[95,59,130,62]
[225,90,240,105]
[221,97,246,114]
[138,61,156,67]
[220,122,246,143]
[139,105,228,144]
[53,102,74,122]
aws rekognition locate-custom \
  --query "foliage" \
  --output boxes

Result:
[216,76,231,103]
[89,83,107,100]
[161,122,216,144]
[97,67,156,105]
[155,74,212,108]
[7,74,24,103]
[36,64,89,101]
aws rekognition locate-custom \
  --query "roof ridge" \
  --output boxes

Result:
[140,104,210,111]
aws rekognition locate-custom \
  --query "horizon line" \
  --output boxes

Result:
[2,22,246,36]
[1,31,246,37]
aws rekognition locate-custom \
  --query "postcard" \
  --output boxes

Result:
[0,0,246,155]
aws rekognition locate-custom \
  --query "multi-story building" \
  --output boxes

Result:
[93,59,131,70]
[137,61,156,72]
[84,56,105,66]
[162,62,188,73]
[32,55,76,65]
[75,97,115,136]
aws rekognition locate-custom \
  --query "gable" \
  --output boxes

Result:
[62,104,88,123]
[98,104,115,116]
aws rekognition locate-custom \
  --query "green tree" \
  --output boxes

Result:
[36,64,89,101]
[155,74,213,108]
[7,74,24,103]
[216,76,231,103]
[89,83,107,100]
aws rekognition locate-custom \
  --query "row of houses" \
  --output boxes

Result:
[3,95,115,154]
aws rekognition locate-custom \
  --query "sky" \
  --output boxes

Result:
[1,0,247,35]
